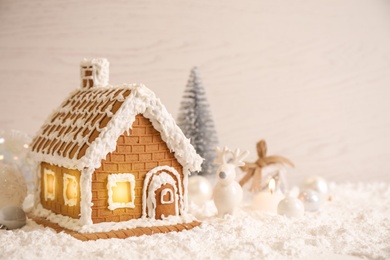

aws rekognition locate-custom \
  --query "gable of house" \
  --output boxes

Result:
[90,114,184,224]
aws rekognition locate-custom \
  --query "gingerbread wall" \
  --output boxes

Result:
[40,162,81,219]
[91,114,184,224]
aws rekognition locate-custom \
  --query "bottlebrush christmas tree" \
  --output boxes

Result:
[177,67,219,176]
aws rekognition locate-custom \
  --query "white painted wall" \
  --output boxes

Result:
[1,0,389,184]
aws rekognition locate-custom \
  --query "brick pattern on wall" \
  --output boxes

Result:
[91,114,184,224]
[40,162,81,219]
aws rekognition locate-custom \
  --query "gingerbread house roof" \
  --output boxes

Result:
[30,83,203,172]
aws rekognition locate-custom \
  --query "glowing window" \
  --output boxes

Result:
[44,169,55,201]
[161,188,174,204]
[63,174,78,206]
[107,173,136,210]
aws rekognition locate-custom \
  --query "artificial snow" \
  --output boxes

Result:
[1,182,389,260]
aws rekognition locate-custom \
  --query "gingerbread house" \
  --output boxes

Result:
[29,58,203,235]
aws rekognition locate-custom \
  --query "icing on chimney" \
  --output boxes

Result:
[80,58,109,89]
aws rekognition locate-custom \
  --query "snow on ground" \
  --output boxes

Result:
[0,182,389,260]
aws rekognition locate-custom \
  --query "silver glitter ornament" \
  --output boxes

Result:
[277,196,304,218]
[0,206,26,230]
[298,190,321,212]
[302,176,329,203]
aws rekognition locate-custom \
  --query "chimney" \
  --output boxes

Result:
[80,58,109,89]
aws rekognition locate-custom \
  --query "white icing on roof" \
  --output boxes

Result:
[30,84,203,172]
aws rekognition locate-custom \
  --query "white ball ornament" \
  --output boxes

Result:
[298,190,321,212]
[277,196,305,218]
[188,175,213,206]
[302,176,329,203]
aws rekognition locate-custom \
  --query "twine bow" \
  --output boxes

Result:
[239,139,294,192]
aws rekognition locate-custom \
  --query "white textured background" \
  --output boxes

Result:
[1,0,389,184]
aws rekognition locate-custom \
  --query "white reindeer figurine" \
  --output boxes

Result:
[213,147,249,217]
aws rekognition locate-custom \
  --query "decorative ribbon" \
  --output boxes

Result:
[239,139,294,192]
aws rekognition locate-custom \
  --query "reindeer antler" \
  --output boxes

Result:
[230,148,250,167]
[215,146,249,166]
[215,146,230,165]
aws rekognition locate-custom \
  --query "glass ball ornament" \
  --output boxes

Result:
[0,129,31,162]
[0,130,33,190]
[188,175,213,206]
[0,162,27,208]
[277,196,304,218]
[298,190,321,212]
[302,176,329,203]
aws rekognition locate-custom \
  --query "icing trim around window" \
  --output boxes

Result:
[107,173,136,210]
[44,168,55,201]
[63,173,78,206]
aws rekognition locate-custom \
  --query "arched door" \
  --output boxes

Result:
[145,171,179,219]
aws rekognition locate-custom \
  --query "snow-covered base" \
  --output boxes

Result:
[1,182,389,260]
[31,204,195,233]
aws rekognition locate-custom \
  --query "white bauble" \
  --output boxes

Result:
[188,175,213,206]
[298,190,321,212]
[0,162,27,208]
[277,196,304,218]
[302,176,329,202]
